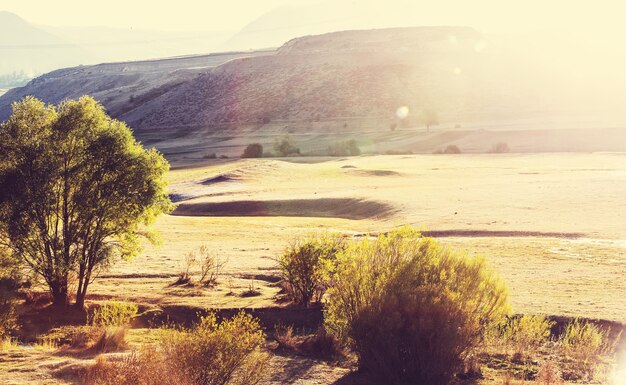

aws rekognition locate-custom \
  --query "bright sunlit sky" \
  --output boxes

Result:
[1,0,626,33]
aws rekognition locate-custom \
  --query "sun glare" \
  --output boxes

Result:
[395,106,409,119]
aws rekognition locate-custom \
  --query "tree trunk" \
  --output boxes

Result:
[74,290,86,309]
[50,279,69,307]
[74,267,92,309]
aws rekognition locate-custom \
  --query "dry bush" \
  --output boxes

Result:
[278,234,345,307]
[275,324,298,350]
[559,319,611,381]
[327,140,361,156]
[41,325,99,348]
[459,354,483,380]
[491,142,511,153]
[175,251,197,284]
[83,349,184,385]
[90,301,138,327]
[275,324,344,360]
[34,335,59,351]
[536,361,564,385]
[443,144,461,154]
[91,327,128,353]
[324,226,510,385]
[498,315,554,359]
[240,280,261,297]
[85,312,267,385]
[160,311,268,385]
[500,372,519,385]
[197,246,227,287]
[175,246,226,287]
[299,327,345,360]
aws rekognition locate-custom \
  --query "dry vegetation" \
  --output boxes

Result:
[2,154,626,385]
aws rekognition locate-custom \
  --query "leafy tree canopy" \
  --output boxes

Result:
[0,96,172,307]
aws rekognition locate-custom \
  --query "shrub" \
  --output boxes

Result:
[491,142,510,153]
[560,319,611,380]
[327,140,361,156]
[278,235,345,307]
[160,311,268,385]
[83,349,183,385]
[443,144,462,154]
[241,143,263,158]
[273,135,300,157]
[176,251,197,285]
[499,315,554,358]
[203,153,217,159]
[324,227,510,385]
[275,324,344,360]
[85,312,268,385]
[536,361,564,385]
[90,301,138,327]
[91,327,128,353]
[198,246,227,287]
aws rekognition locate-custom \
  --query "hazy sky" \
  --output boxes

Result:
[1,0,625,33]
[0,0,318,31]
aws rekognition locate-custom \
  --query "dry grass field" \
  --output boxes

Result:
[3,153,626,384]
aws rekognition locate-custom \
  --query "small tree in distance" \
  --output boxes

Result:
[0,96,172,308]
[242,143,263,158]
[490,142,510,153]
[273,135,300,157]
[421,108,439,132]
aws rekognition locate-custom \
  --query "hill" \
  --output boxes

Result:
[2,26,626,162]
[0,27,498,127]
[0,11,91,80]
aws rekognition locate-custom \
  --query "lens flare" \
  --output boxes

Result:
[613,348,626,385]
[453,67,462,75]
[396,106,409,119]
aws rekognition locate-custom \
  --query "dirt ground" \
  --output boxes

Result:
[3,153,626,384]
[93,153,626,320]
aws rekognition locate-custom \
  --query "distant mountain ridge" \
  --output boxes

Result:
[0,11,91,77]
[2,26,625,152]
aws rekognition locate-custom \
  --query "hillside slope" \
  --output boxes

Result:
[2,26,626,161]
[1,27,499,127]
[0,50,274,122]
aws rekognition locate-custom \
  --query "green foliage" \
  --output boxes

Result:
[273,135,300,157]
[160,311,268,385]
[278,235,345,307]
[495,315,554,358]
[324,227,510,385]
[560,319,611,380]
[444,144,462,154]
[90,301,138,327]
[419,108,439,131]
[0,96,172,307]
[241,143,263,158]
[327,140,361,157]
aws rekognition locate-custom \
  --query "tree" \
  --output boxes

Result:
[242,143,263,158]
[0,96,172,308]
[273,135,300,157]
[420,108,439,132]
